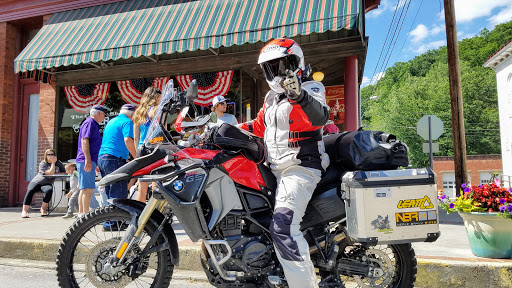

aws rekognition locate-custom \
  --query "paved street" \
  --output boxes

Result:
[0,259,213,288]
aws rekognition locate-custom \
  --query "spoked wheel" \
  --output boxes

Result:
[321,244,417,288]
[56,205,174,288]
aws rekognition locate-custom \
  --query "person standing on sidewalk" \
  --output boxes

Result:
[133,87,161,202]
[98,104,137,204]
[62,163,79,218]
[62,163,100,218]
[76,105,106,218]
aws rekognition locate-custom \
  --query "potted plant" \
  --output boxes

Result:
[438,176,512,259]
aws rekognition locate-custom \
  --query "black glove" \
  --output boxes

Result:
[281,70,301,99]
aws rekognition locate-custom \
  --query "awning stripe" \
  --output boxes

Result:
[15,0,361,74]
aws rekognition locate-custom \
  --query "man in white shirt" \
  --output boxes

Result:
[211,95,238,126]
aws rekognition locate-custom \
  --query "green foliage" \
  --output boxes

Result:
[362,21,512,167]
[439,194,486,214]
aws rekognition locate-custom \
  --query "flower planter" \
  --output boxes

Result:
[459,212,512,259]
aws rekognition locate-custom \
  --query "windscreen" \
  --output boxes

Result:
[137,80,184,158]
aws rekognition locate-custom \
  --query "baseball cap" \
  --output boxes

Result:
[90,104,107,113]
[121,104,136,111]
[212,95,227,106]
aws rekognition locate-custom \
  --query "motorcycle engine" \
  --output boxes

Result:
[241,241,271,269]
[218,215,273,274]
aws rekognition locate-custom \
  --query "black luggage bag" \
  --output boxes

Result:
[210,123,265,163]
[324,130,409,171]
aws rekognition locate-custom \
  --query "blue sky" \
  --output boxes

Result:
[362,0,512,87]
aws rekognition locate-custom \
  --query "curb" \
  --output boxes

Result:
[1,238,511,287]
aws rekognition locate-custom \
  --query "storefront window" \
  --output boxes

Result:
[56,73,249,161]
[57,82,124,162]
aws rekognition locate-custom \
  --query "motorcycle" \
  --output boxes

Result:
[56,80,437,288]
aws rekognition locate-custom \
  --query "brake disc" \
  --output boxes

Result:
[85,238,133,288]
[353,248,394,288]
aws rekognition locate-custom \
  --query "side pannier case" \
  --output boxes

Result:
[341,168,440,245]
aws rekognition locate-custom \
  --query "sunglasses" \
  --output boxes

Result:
[219,102,227,105]
[47,154,55,156]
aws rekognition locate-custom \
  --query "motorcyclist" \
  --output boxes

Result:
[240,38,330,288]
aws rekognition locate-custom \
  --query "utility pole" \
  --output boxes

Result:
[444,0,468,196]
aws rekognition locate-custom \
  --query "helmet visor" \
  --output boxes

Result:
[261,56,300,81]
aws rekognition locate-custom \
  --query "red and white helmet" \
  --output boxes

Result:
[258,38,305,94]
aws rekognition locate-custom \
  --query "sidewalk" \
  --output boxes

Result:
[0,207,511,287]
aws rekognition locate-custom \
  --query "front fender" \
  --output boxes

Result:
[112,198,180,266]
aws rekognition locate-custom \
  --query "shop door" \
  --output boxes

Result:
[16,82,40,203]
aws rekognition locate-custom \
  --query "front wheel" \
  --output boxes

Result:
[56,205,174,288]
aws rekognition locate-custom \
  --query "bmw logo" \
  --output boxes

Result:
[172,180,184,192]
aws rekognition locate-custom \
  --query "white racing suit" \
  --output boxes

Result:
[240,80,330,288]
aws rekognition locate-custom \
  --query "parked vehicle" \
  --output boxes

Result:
[56,80,439,288]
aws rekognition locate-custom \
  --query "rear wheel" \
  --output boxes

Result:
[56,205,174,288]
[321,243,417,288]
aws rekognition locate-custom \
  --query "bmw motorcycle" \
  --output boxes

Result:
[56,80,423,288]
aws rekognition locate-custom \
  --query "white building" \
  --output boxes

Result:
[484,40,512,185]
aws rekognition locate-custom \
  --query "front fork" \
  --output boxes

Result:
[112,197,167,264]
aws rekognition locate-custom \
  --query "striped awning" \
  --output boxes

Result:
[15,0,361,76]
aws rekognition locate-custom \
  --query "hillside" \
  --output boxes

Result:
[361,21,512,167]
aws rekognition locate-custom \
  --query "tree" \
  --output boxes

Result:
[361,21,510,167]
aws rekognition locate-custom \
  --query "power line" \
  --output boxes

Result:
[372,0,409,86]
[382,0,412,73]
[367,0,402,87]
[394,0,424,64]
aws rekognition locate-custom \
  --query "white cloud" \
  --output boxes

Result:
[372,72,386,84]
[458,31,476,41]
[361,76,371,88]
[430,24,445,36]
[410,24,429,43]
[454,0,510,23]
[488,5,512,27]
[414,40,446,54]
[361,72,385,87]
[438,1,512,25]
[367,0,389,18]
[366,0,406,18]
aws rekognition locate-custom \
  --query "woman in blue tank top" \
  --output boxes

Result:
[132,87,161,202]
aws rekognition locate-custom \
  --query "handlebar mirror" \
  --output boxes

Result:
[186,79,199,103]
[209,112,218,123]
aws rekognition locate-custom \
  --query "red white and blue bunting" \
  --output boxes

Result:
[117,77,170,106]
[64,83,110,113]
[176,71,234,107]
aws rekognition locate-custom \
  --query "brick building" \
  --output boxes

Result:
[0,0,382,207]
[433,155,503,198]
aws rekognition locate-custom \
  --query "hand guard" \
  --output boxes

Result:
[281,70,301,99]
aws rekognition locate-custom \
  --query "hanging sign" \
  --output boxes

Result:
[325,85,345,124]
